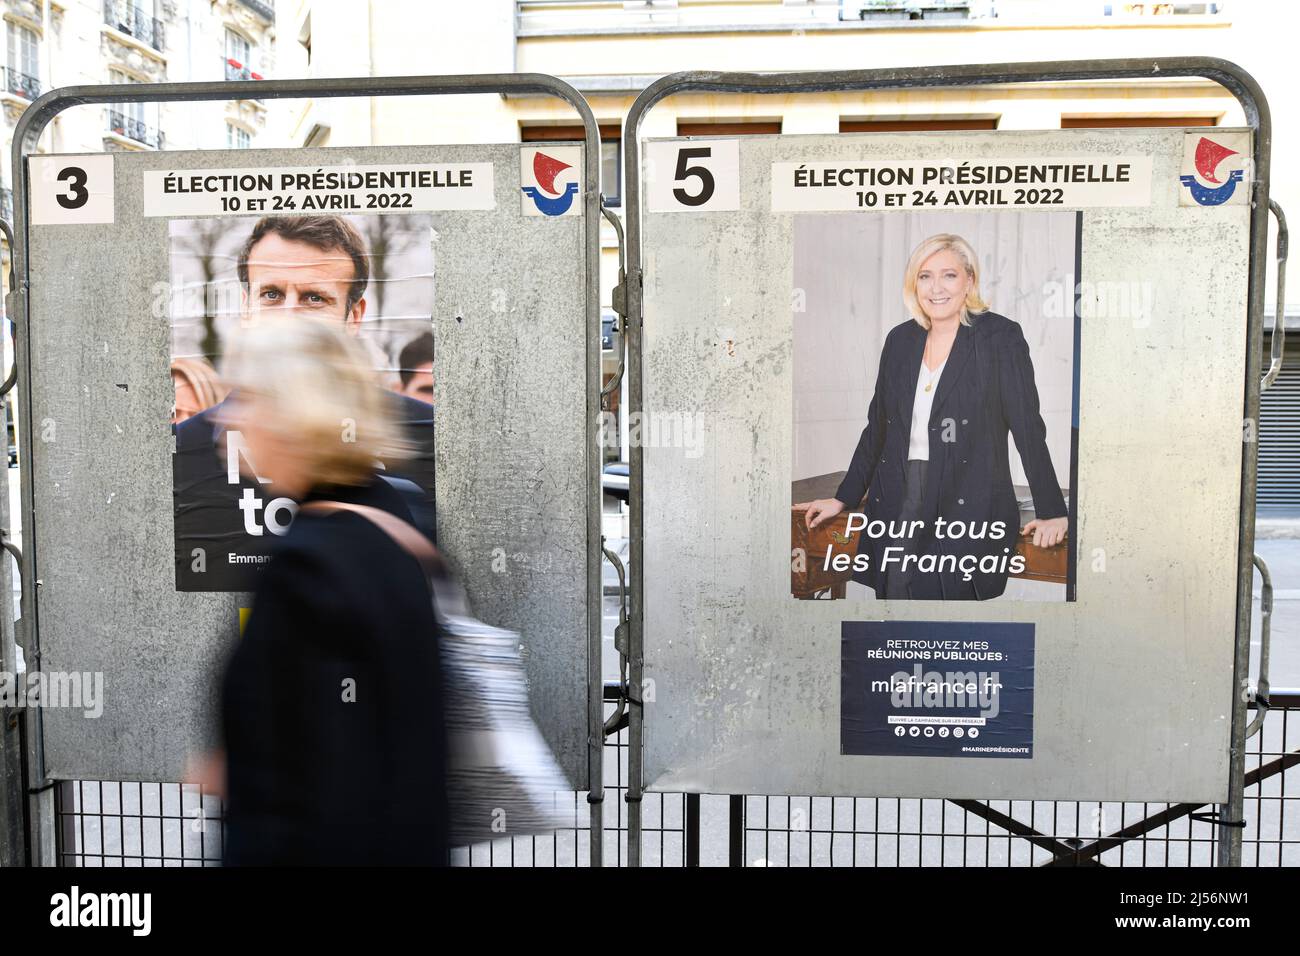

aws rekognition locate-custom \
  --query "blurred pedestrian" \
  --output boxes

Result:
[170,356,227,424]
[211,315,449,866]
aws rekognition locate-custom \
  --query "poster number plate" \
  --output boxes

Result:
[30,155,116,225]
[646,140,740,213]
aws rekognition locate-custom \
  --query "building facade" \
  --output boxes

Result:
[270,0,1298,507]
[269,0,1294,312]
[0,0,278,221]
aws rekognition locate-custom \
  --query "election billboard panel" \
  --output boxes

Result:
[640,128,1250,801]
[169,213,436,591]
[23,144,593,784]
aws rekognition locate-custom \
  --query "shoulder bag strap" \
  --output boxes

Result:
[298,500,445,578]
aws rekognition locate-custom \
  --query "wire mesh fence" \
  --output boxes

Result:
[54,779,223,867]
[729,693,1299,867]
[53,701,692,868]
[51,695,1297,867]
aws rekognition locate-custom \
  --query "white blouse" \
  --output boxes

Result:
[907,357,946,461]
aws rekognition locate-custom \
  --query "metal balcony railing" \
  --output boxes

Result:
[4,67,40,101]
[235,0,275,22]
[103,0,166,53]
[223,57,264,82]
[107,109,164,149]
[852,1,970,21]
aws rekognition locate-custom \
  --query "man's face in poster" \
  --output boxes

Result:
[240,232,367,331]
[400,362,433,402]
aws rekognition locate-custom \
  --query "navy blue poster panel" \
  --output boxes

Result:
[841,621,1034,758]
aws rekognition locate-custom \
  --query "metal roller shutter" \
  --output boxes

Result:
[1259,332,1300,511]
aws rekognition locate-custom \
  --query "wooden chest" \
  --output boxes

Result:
[790,472,861,599]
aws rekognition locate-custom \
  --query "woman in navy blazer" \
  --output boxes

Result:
[802,233,1068,600]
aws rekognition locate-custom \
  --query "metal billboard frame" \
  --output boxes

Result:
[619,57,1275,867]
[6,73,606,866]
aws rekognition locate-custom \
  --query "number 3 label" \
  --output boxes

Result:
[30,155,115,225]
[646,140,740,213]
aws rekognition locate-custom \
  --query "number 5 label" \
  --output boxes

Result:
[645,140,740,213]
[30,155,115,225]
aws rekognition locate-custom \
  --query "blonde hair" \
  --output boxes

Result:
[171,356,228,411]
[902,233,988,329]
[220,316,408,487]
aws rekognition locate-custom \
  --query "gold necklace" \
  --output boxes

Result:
[924,328,957,390]
[923,338,941,392]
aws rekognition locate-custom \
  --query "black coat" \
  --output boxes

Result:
[173,391,437,591]
[220,475,449,865]
[833,311,1068,600]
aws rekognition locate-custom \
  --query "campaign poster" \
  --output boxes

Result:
[841,620,1034,759]
[169,213,435,591]
[791,209,1081,603]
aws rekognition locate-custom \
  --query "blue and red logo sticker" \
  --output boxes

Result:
[520,146,581,217]
[1178,133,1249,207]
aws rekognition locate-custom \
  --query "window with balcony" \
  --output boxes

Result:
[227,123,251,149]
[108,71,164,148]
[224,28,262,81]
[103,0,165,54]
[226,28,249,66]
[5,20,40,101]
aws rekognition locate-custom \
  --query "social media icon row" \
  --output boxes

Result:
[891,726,980,739]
